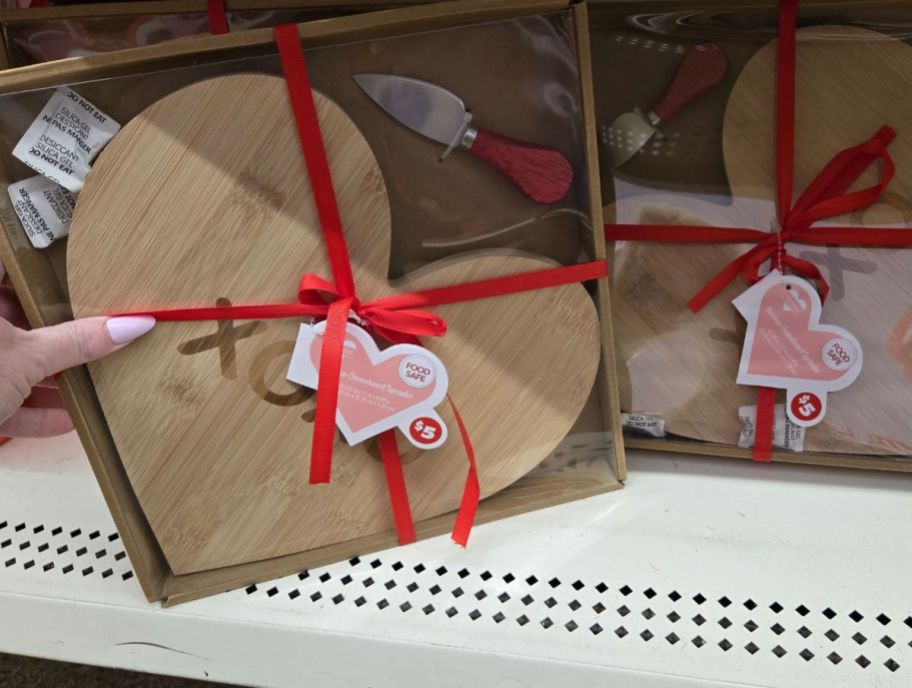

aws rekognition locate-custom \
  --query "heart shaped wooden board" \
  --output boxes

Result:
[67,74,601,574]
[610,26,912,456]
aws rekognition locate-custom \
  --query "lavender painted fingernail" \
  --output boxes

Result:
[106,316,156,345]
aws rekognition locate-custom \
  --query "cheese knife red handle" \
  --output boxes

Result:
[353,73,574,204]
[467,128,573,204]
[652,43,727,123]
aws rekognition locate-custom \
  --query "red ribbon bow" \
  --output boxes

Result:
[604,0,912,460]
[684,125,900,313]
[297,274,446,343]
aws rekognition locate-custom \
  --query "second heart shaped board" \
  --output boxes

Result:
[610,26,912,456]
[66,74,602,574]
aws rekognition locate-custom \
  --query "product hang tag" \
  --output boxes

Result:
[287,322,449,449]
[7,175,76,249]
[12,87,121,193]
[733,272,863,427]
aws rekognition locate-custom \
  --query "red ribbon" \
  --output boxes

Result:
[116,24,607,546]
[206,0,230,36]
[604,0,912,460]
[378,430,416,545]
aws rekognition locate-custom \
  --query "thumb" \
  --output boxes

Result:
[25,316,155,379]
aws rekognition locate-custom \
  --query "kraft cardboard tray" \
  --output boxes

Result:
[0,0,625,605]
[590,0,912,473]
[0,0,416,70]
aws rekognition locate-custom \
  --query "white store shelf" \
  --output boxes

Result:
[1,432,911,688]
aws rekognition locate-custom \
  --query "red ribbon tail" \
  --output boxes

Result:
[206,0,230,35]
[309,298,352,484]
[448,398,480,547]
[378,430,417,545]
[753,387,776,462]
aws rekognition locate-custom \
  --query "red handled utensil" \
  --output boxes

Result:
[354,73,573,204]
[602,43,727,170]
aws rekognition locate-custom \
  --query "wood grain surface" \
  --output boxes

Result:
[610,26,912,457]
[67,74,601,574]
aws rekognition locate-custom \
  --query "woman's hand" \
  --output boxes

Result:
[0,261,154,437]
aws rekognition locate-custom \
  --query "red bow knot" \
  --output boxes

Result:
[296,273,447,344]
[686,125,898,313]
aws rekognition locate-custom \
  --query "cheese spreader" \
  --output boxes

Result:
[353,73,573,204]
[602,43,727,171]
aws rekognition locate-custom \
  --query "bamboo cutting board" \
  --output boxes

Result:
[67,74,601,574]
[611,26,912,456]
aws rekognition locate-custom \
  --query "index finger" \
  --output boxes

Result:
[23,315,155,379]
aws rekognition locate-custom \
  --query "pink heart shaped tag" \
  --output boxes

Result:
[733,273,863,427]
[287,322,449,447]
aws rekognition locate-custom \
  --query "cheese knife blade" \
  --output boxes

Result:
[354,73,573,204]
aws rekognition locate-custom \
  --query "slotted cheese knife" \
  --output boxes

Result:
[603,43,727,170]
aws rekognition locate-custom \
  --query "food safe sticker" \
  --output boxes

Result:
[12,87,120,193]
[6,175,76,249]
[738,404,805,452]
[733,272,863,428]
[287,322,448,449]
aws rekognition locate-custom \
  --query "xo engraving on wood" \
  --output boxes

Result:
[176,301,320,422]
[709,312,745,349]
[176,298,267,378]
[248,339,318,423]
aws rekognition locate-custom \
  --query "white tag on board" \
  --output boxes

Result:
[287,321,449,449]
[733,272,863,427]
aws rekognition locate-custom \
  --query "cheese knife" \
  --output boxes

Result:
[353,73,573,204]
[603,43,727,170]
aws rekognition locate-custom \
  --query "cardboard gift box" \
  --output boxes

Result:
[0,0,624,605]
[594,0,912,471]
[0,0,414,69]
